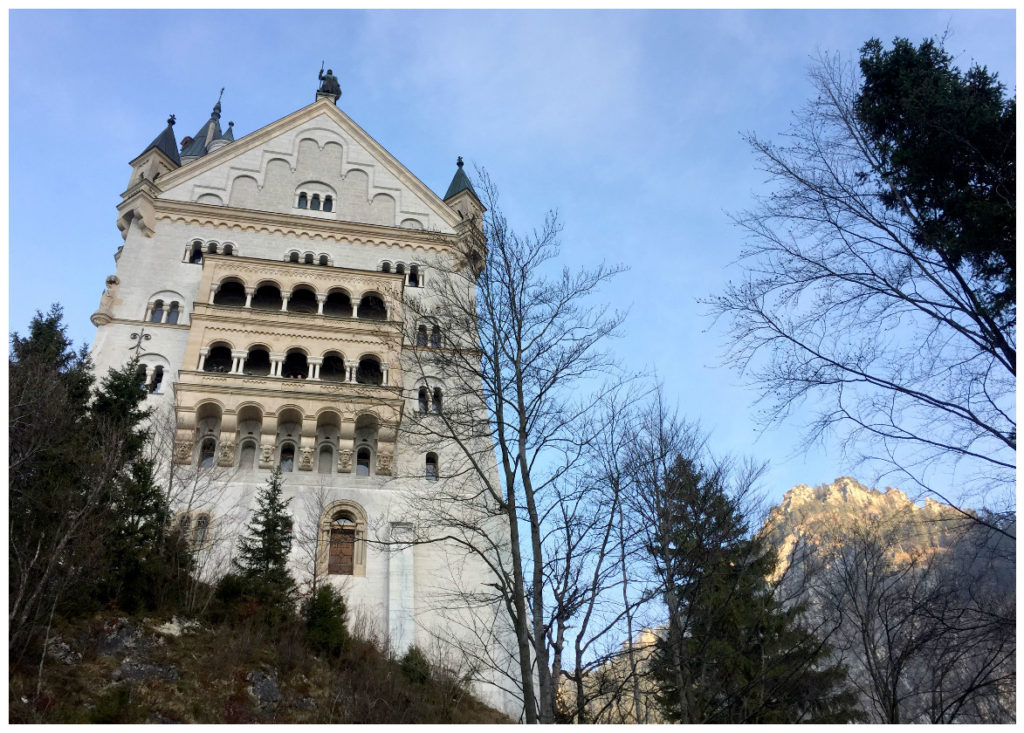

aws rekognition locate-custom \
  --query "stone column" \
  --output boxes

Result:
[308,356,323,381]
[316,293,326,315]
[197,347,209,371]
[230,349,247,374]
[351,298,360,318]
[280,290,291,312]
[380,362,389,386]
[270,353,284,377]
[244,288,254,308]
[209,283,219,304]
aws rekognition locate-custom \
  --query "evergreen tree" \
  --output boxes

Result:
[648,456,860,723]
[233,467,296,614]
[856,36,1015,323]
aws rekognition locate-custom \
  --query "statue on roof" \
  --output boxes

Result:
[317,62,341,102]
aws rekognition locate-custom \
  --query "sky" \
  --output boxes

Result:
[8,9,1016,508]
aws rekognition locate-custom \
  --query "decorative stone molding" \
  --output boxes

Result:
[174,440,194,465]
[218,441,236,467]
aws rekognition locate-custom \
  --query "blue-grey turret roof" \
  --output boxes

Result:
[181,90,225,159]
[140,115,180,166]
[216,121,235,142]
[443,156,477,199]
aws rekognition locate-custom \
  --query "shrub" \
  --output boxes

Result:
[302,585,348,656]
[400,646,431,685]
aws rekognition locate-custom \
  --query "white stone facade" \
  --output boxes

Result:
[88,95,517,717]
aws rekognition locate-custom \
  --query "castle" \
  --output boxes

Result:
[88,72,518,716]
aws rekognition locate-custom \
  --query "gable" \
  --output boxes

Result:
[156,100,458,234]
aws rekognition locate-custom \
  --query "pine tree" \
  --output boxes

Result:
[233,467,296,615]
[648,456,861,723]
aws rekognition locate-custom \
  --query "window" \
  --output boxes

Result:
[223,244,234,256]
[381,262,391,273]
[189,242,203,264]
[355,357,383,385]
[148,365,164,393]
[150,300,164,322]
[319,254,329,266]
[358,294,387,321]
[416,325,427,347]
[239,440,257,470]
[297,192,308,209]
[304,253,314,265]
[167,302,180,324]
[418,387,429,414]
[178,511,212,548]
[409,265,419,287]
[318,445,333,474]
[430,326,441,348]
[280,443,295,472]
[310,194,321,211]
[356,447,371,476]
[213,281,246,306]
[328,512,356,575]
[194,514,209,546]
[289,251,300,263]
[199,438,216,468]
[136,364,148,390]
[203,345,232,372]
[323,195,333,212]
[432,388,443,414]
[207,242,218,254]
[396,263,406,277]
[425,453,438,481]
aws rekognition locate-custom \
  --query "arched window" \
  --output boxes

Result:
[243,348,271,376]
[430,326,441,348]
[135,364,148,390]
[321,353,345,382]
[199,438,217,468]
[359,294,387,321]
[297,192,308,209]
[204,345,232,373]
[213,281,246,306]
[318,445,333,474]
[381,262,391,273]
[327,511,357,575]
[194,514,210,546]
[310,194,321,211]
[239,440,257,471]
[289,251,300,263]
[304,253,314,265]
[189,242,203,264]
[416,325,427,347]
[355,357,383,385]
[167,302,180,324]
[418,387,429,414]
[432,388,443,414]
[149,365,164,394]
[207,242,218,254]
[356,447,371,476]
[280,443,296,472]
[425,453,439,481]
[223,244,234,256]
[288,287,317,314]
[396,263,406,277]
[318,254,329,266]
[323,290,352,318]
[408,265,420,287]
[251,284,283,311]
[282,350,308,379]
[323,195,333,212]
[150,300,164,323]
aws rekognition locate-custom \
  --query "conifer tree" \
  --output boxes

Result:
[233,467,296,613]
[647,456,860,723]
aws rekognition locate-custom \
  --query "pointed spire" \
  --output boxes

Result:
[217,120,235,142]
[443,156,477,199]
[181,89,225,160]
[138,114,180,166]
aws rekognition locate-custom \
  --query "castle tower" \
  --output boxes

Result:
[89,75,516,716]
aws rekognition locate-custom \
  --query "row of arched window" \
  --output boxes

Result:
[297,192,334,212]
[287,251,331,266]
[416,324,442,348]
[380,261,423,287]
[417,387,443,414]
[200,344,387,385]
[148,299,181,324]
[212,281,389,320]
[188,240,235,263]
[136,363,165,394]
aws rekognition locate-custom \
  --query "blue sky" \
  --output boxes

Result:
[8,9,1016,507]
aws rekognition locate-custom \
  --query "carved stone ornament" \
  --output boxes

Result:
[299,447,314,471]
[174,440,194,465]
[218,441,236,467]
[338,449,353,473]
[259,444,275,468]
[376,453,393,476]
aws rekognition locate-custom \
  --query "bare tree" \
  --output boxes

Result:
[801,514,1015,722]
[705,53,1015,530]
[398,170,627,722]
